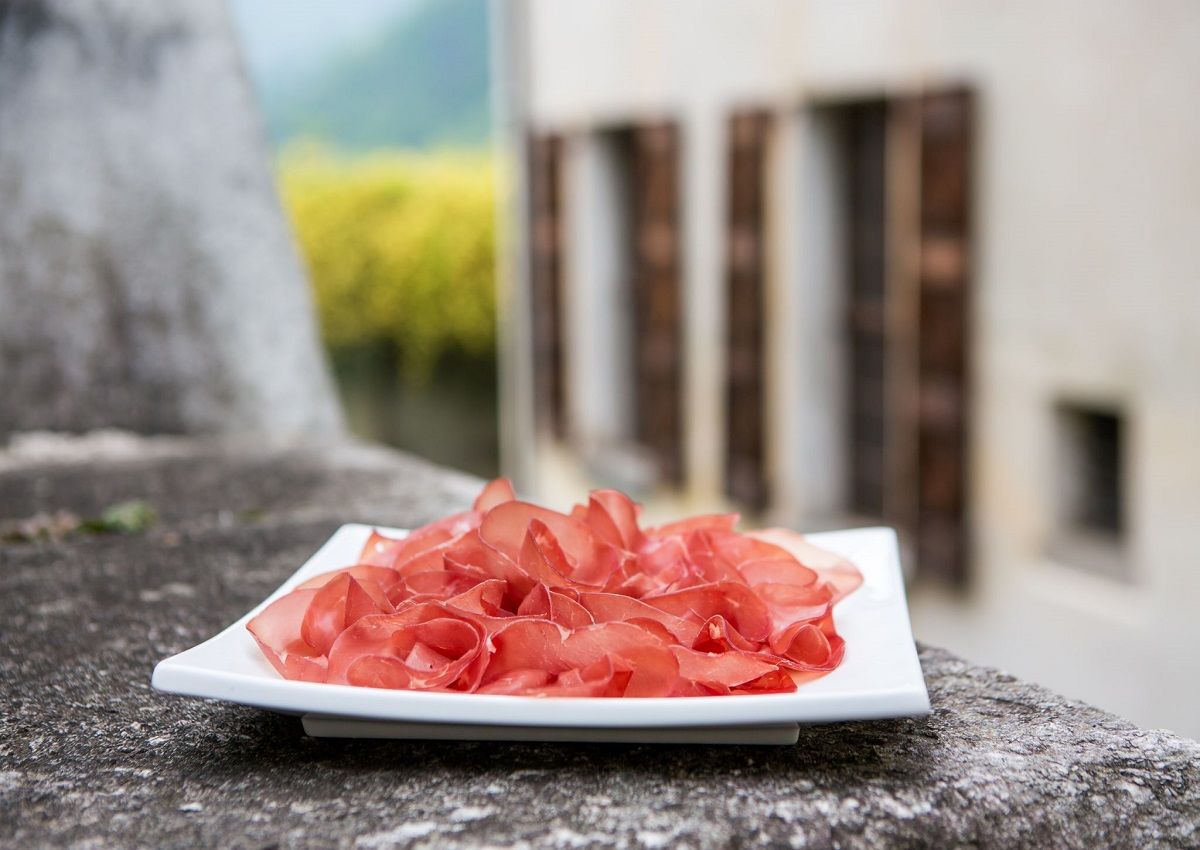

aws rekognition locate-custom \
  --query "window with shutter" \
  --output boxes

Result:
[913,89,973,583]
[725,110,772,511]
[843,101,890,521]
[528,133,566,438]
[630,123,684,487]
[818,89,972,583]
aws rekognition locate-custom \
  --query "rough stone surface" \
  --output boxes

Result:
[0,0,342,439]
[1,439,1198,849]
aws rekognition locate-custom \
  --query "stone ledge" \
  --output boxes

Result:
[1,438,1197,848]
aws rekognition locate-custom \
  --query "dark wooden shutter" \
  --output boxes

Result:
[528,133,566,438]
[630,123,684,486]
[844,102,890,520]
[914,90,972,583]
[725,110,772,511]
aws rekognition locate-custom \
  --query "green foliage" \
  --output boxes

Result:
[279,147,497,379]
[265,0,490,151]
[82,500,157,535]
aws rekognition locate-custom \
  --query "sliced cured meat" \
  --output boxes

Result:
[473,477,517,513]
[246,589,327,682]
[301,572,394,655]
[248,478,862,697]
[748,528,864,603]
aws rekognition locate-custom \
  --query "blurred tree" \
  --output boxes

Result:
[279,147,496,379]
[278,147,499,476]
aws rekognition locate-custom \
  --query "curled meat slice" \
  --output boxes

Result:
[483,619,679,697]
[518,583,595,629]
[327,609,486,691]
[301,572,395,655]
[444,530,529,603]
[748,528,863,603]
[476,668,555,695]
[517,520,576,589]
[579,591,701,645]
[584,490,642,550]
[648,513,739,539]
[483,619,569,684]
[753,582,834,634]
[400,569,486,602]
[736,558,819,589]
[767,616,845,672]
[296,565,403,594]
[447,578,511,617]
[691,614,761,654]
[635,536,690,584]
[246,589,327,682]
[480,502,596,568]
[670,647,790,693]
[643,581,772,643]
[363,511,479,571]
[474,477,517,513]
[562,622,679,697]
[682,530,746,585]
[358,530,407,568]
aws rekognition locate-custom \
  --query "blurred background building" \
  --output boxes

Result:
[493,0,1200,738]
[2,0,1197,740]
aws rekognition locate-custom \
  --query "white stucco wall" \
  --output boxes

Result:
[504,0,1200,737]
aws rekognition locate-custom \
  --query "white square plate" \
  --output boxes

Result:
[153,525,929,730]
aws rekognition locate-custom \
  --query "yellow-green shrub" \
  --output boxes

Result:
[279,146,496,379]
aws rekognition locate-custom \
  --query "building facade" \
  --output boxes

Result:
[493,0,1200,737]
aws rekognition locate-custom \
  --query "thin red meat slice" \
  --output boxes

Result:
[447,578,510,617]
[748,528,863,603]
[301,572,394,655]
[476,668,555,694]
[683,530,747,584]
[579,591,701,645]
[517,583,595,629]
[691,614,762,654]
[517,519,576,589]
[585,490,643,550]
[648,513,739,539]
[357,530,407,568]
[482,619,570,684]
[560,622,679,697]
[483,620,678,697]
[767,621,845,672]
[474,477,517,513]
[736,558,819,589]
[570,541,624,587]
[642,581,772,643]
[635,536,690,582]
[400,570,486,602]
[733,668,799,694]
[444,530,531,607]
[670,646,784,691]
[366,511,479,571]
[753,582,834,634]
[296,565,403,594]
[539,658,625,697]
[709,531,797,568]
[246,589,327,682]
[480,501,596,568]
[327,609,486,691]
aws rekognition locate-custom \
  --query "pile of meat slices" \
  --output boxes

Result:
[248,479,862,698]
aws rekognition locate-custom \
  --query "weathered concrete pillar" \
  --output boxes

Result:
[0,0,343,438]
